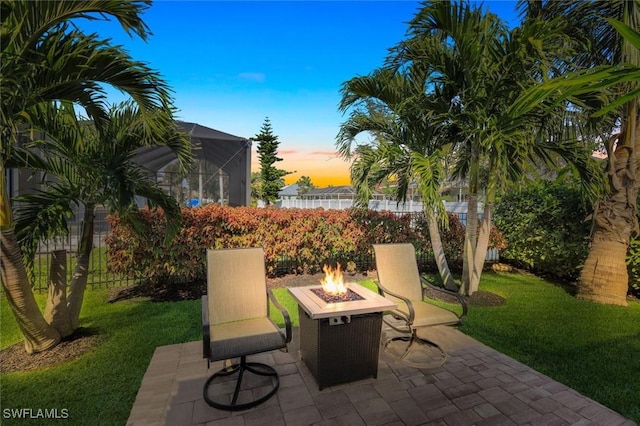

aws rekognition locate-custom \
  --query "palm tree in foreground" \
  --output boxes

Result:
[10,101,191,335]
[513,0,640,305]
[337,67,457,290]
[1,0,176,353]
[339,0,603,296]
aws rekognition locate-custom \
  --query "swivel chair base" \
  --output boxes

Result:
[383,332,447,369]
[203,355,279,411]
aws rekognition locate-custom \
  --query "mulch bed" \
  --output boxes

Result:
[0,328,103,373]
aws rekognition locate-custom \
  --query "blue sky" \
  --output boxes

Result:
[82,1,519,186]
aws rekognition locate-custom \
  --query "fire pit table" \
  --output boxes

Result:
[288,282,396,390]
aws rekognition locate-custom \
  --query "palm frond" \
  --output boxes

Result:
[2,0,170,141]
[13,184,76,285]
[2,0,151,59]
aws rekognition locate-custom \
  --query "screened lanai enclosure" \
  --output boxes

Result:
[5,121,251,291]
[138,121,251,207]
[6,121,252,207]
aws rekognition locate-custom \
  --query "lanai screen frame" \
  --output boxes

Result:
[133,121,251,206]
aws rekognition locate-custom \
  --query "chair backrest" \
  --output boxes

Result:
[207,247,268,325]
[373,243,423,301]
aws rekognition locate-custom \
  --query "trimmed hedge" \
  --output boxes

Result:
[106,205,505,281]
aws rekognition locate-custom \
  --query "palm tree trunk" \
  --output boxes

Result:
[470,177,496,294]
[578,101,639,306]
[1,169,61,353]
[578,184,635,306]
[67,204,95,329]
[461,194,479,295]
[461,148,480,296]
[426,210,457,291]
[44,249,74,337]
[470,202,492,294]
[1,228,61,353]
[578,236,629,306]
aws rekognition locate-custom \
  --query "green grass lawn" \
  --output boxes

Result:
[1,272,638,425]
[1,290,201,425]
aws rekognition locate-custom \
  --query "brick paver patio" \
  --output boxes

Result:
[127,325,636,425]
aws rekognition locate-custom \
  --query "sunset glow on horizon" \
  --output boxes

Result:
[251,149,352,188]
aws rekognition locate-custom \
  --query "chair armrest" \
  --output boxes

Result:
[375,280,415,324]
[268,289,292,344]
[202,295,211,359]
[420,276,468,320]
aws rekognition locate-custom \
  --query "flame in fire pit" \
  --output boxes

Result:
[321,264,347,296]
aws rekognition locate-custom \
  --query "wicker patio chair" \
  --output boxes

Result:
[202,247,292,411]
[373,243,467,366]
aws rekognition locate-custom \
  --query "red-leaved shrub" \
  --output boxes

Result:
[105,205,505,281]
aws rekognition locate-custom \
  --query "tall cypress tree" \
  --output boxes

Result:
[253,117,290,205]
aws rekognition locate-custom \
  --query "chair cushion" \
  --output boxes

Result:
[408,300,461,327]
[209,317,286,361]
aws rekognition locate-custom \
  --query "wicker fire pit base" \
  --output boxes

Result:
[298,307,383,390]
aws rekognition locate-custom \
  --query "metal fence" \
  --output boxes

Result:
[31,208,134,292]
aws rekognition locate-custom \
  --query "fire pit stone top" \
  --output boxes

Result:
[288,283,397,320]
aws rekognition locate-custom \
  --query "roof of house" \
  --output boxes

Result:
[302,186,355,197]
[300,186,385,198]
[278,184,300,196]
[134,121,250,172]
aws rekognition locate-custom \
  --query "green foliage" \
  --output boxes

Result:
[626,193,640,297]
[253,117,291,205]
[494,182,592,281]
[10,102,189,285]
[249,171,261,206]
[336,1,603,294]
[295,175,316,195]
[1,0,170,146]
[106,205,507,281]
[627,236,640,297]
[413,212,462,269]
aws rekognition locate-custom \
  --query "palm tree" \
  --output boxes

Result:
[390,2,604,295]
[337,67,458,290]
[384,0,601,295]
[512,0,640,306]
[375,1,513,295]
[10,101,191,334]
[1,0,176,353]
